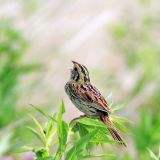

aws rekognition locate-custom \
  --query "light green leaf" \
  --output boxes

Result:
[90,130,113,143]
[57,101,68,149]
[147,148,159,160]
[78,125,89,138]
[45,119,56,147]
[30,104,57,123]
[65,130,98,160]
[80,153,115,159]
[112,121,130,134]
[75,118,107,129]
[0,132,12,156]
[26,126,45,145]
[14,146,33,153]
[29,115,46,139]
[111,115,133,124]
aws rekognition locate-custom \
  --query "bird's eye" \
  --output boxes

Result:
[74,67,77,71]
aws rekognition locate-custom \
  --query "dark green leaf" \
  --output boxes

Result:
[65,130,98,160]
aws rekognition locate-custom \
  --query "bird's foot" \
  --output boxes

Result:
[69,114,88,126]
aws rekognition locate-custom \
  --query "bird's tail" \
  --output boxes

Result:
[100,115,127,147]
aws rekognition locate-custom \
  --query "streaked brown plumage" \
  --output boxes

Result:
[65,61,126,146]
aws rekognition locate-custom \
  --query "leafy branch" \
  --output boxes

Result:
[15,101,131,160]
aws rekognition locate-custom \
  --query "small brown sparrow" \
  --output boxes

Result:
[65,61,126,146]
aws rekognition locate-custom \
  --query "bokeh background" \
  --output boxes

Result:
[0,0,160,159]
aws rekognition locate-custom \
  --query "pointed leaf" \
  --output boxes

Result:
[56,101,69,151]
[112,121,130,134]
[14,146,33,153]
[65,130,98,160]
[111,115,133,124]
[30,104,57,123]
[80,153,115,159]
[29,115,46,139]
[147,148,159,160]
[26,126,45,145]
[75,118,107,129]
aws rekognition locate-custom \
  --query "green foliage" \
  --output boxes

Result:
[147,148,160,160]
[55,101,69,160]
[132,111,160,159]
[0,19,41,128]
[132,86,160,160]
[0,132,13,156]
[110,5,160,159]
[16,101,130,160]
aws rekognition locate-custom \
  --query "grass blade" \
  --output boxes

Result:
[147,148,159,160]
[29,115,46,139]
[14,146,33,153]
[65,130,98,160]
[26,126,45,145]
[30,104,57,123]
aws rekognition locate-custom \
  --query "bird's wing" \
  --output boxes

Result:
[70,83,111,114]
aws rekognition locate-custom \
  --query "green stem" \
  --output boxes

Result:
[54,146,63,160]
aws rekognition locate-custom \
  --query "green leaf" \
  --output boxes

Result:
[30,104,57,123]
[35,148,49,158]
[80,153,115,159]
[26,126,45,145]
[57,101,69,149]
[147,148,159,160]
[29,115,46,139]
[75,118,107,129]
[61,121,69,148]
[36,157,54,160]
[111,115,133,124]
[55,101,69,160]
[65,130,98,160]
[0,133,13,156]
[14,146,33,153]
[90,130,113,143]
[78,125,89,138]
[45,119,56,147]
[112,121,130,134]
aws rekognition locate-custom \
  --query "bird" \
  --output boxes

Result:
[65,61,126,146]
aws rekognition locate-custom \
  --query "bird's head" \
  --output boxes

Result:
[69,61,90,83]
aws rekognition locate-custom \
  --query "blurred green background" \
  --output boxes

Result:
[0,0,159,159]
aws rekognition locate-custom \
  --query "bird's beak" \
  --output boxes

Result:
[72,60,77,64]
[72,60,80,67]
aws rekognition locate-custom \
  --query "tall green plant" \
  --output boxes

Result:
[16,101,131,160]
[0,20,40,127]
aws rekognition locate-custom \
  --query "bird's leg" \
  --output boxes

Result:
[69,114,88,125]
